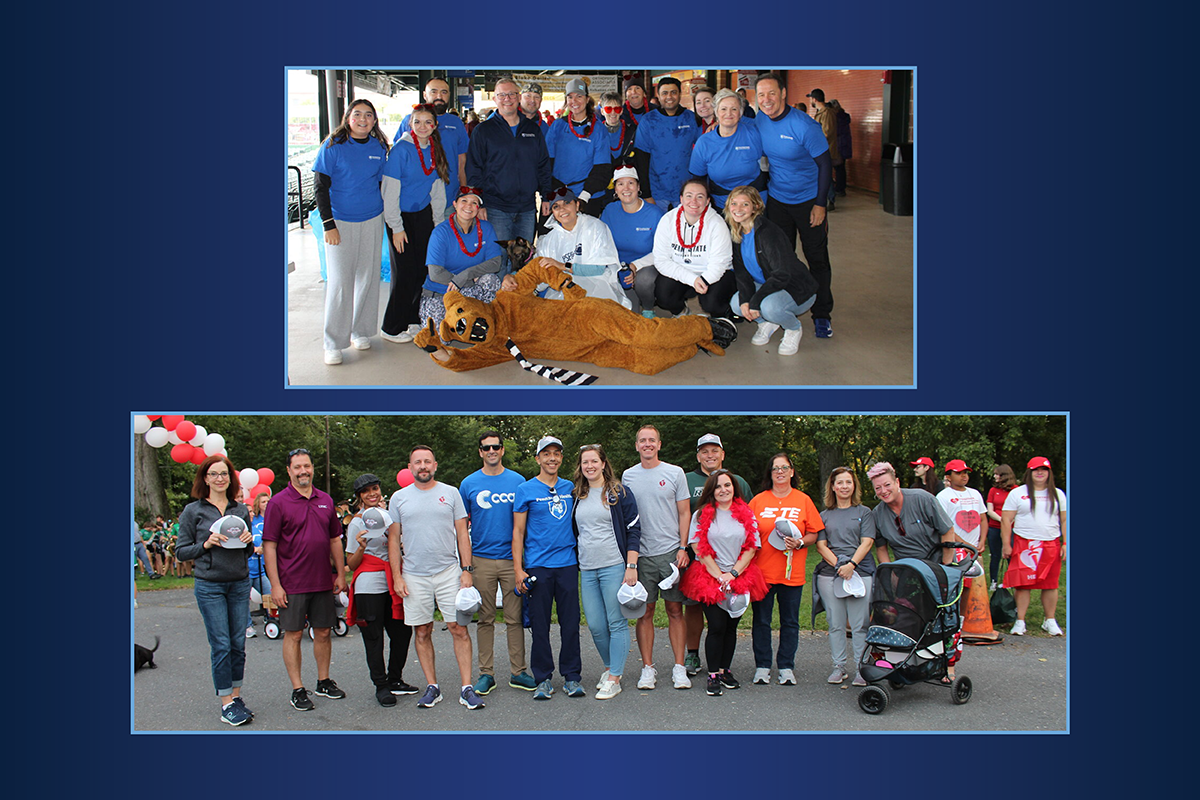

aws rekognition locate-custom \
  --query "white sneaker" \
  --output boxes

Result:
[990,580,998,592]
[778,669,796,685]
[753,668,771,685]
[351,336,371,350]
[1011,619,1026,635]
[324,349,343,365]
[382,323,422,344]
[751,322,781,345]
[596,669,612,690]
[245,627,256,639]
[596,678,621,700]
[637,665,657,690]
[1041,618,1063,636]
[672,664,692,689]
[777,328,803,356]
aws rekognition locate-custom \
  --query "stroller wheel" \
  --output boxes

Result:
[888,679,907,690]
[858,685,889,715]
[334,618,348,637]
[951,675,973,705]
[264,621,281,640]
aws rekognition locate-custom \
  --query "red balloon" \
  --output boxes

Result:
[175,420,197,441]
[190,447,208,465]
[162,415,185,431]
[397,468,414,488]
[170,443,194,463]
[147,415,161,421]
[251,484,272,498]
[257,468,275,486]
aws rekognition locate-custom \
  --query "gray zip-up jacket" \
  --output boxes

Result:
[176,499,252,582]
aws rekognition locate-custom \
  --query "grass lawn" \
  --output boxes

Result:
[132,548,1066,635]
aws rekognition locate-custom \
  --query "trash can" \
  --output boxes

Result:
[880,143,913,216]
[308,208,392,282]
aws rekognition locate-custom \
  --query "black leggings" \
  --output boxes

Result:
[382,205,435,335]
[655,270,737,318]
[355,592,413,688]
[702,603,739,673]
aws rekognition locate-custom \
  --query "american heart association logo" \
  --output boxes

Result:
[659,480,666,487]
[955,510,980,532]
[1019,541,1043,570]
[549,498,566,520]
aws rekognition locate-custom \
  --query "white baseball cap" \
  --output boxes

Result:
[617,581,649,619]
[455,586,483,626]
[536,436,564,454]
[768,518,800,551]
[719,591,750,618]
[658,563,680,590]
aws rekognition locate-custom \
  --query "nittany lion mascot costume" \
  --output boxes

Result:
[414,258,736,384]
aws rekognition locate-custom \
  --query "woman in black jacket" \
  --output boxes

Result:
[723,186,818,356]
[176,455,256,726]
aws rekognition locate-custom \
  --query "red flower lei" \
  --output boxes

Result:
[609,118,626,152]
[451,217,483,257]
[410,131,435,176]
[675,206,705,251]
[567,112,595,139]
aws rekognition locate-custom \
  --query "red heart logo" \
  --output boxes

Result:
[955,509,980,532]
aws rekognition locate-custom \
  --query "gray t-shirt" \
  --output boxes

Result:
[347,507,394,594]
[388,482,467,577]
[872,489,954,562]
[818,505,877,576]
[575,490,623,571]
[689,508,758,571]
[622,461,689,557]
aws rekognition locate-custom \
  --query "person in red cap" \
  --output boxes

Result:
[909,457,938,494]
[1001,457,1066,636]
[936,460,988,612]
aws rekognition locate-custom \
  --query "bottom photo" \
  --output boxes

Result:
[131,413,1067,733]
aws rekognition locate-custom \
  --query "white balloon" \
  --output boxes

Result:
[203,433,226,456]
[145,427,170,448]
[189,425,208,447]
[133,415,151,434]
[167,429,184,446]
[239,468,259,488]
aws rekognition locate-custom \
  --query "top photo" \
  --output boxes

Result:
[285,68,914,388]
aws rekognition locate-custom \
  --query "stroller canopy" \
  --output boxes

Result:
[869,559,964,644]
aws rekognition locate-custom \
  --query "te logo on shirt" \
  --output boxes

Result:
[757,506,804,521]
[475,490,515,509]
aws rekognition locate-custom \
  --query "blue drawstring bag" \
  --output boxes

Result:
[308,208,391,282]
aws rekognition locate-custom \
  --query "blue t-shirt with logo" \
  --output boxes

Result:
[753,106,829,205]
[312,137,387,222]
[424,218,504,294]
[248,517,265,579]
[460,468,526,560]
[514,477,577,569]
[740,228,765,284]
[396,112,468,210]
[545,117,608,194]
[688,124,766,208]
[382,138,443,213]
[601,199,665,264]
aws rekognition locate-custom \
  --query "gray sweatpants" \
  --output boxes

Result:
[817,574,873,672]
[323,214,383,351]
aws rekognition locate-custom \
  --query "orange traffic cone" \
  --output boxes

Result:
[961,576,1003,644]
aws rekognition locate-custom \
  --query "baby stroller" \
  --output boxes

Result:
[856,542,977,714]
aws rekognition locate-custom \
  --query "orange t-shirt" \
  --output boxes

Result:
[748,488,825,586]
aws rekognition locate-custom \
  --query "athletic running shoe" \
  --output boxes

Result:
[509,672,537,691]
[719,670,740,690]
[827,667,848,684]
[1041,618,1063,636]
[473,674,497,696]
[245,626,256,639]
[852,673,868,687]
[314,678,345,699]
[388,679,420,695]
[324,349,343,365]
[778,328,803,356]
[595,669,612,690]
[706,674,723,696]
[221,701,251,726]
[683,653,702,676]
[533,680,554,700]
[416,685,442,708]
[753,668,771,685]
[564,680,586,698]
[351,337,371,350]
[637,665,657,690]
[290,687,314,711]
[751,322,781,345]
[596,678,621,700]
[460,686,485,710]
[232,696,253,719]
[672,664,692,689]
[1011,620,1026,636]
[814,318,833,339]
[777,669,796,685]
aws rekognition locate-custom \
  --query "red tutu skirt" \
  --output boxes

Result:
[681,560,769,605]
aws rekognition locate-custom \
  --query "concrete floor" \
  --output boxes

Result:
[286,189,913,388]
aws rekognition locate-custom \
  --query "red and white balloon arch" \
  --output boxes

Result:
[134,415,275,501]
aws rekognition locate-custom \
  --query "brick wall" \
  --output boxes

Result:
[783,70,887,193]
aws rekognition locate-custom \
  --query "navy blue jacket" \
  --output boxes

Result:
[571,485,642,558]
[466,113,553,213]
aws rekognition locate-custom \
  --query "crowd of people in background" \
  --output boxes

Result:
[136,431,1065,727]
[310,72,857,367]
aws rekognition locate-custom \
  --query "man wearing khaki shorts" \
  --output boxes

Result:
[620,425,692,690]
[388,445,485,711]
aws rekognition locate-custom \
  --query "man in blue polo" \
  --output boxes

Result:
[512,436,584,700]
[632,76,700,209]
[394,77,468,213]
[754,72,835,339]
[466,76,553,274]
[459,430,535,695]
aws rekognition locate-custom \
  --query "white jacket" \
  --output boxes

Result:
[535,214,631,309]
[651,205,732,287]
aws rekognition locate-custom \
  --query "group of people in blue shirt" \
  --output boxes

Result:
[311,71,838,368]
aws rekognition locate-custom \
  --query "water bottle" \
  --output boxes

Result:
[514,575,537,628]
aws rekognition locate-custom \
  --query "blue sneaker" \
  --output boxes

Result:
[417,685,442,708]
[564,680,586,698]
[232,696,254,719]
[509,672,537,691]
[474,674,497,695]
[221,701,252,726]
[533,680,554,700]
[460,686,485,710]
[814,318,833,338]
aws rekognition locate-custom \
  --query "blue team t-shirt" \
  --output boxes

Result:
[312,137,387,222]
[753,106,829,205]
[460,468,526,560]
[740,228,765,284]
[382,137,445,213]
[688,124,766,208]
[395,112,468,210]
[545,117,608,193]
[514,477,577,569]
[635,110,700,203]
[424,218,504,294]
[601,199,665,264]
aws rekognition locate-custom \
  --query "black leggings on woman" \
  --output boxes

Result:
[702,603,739,672]
[356,592,413,688]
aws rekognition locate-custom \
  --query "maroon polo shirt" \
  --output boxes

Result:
[262,483,342,593]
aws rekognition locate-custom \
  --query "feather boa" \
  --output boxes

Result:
[681,499,768,605]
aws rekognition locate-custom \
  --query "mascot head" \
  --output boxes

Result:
[439,290,498,346]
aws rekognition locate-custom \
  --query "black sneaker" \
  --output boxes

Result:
[375,686,397,707]
[314,678,346,699]
[291,687,315,711]
[388,679,420,696]
[707,316,738,349]
[719,670,741,690]
[706,674,723,696]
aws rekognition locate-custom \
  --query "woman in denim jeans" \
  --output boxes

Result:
[176,455,255,727]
